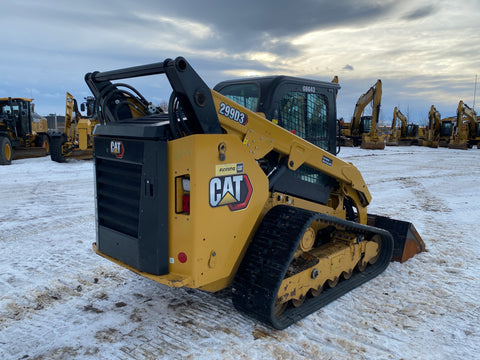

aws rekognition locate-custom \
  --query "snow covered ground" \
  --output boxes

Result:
[0,146,479,360]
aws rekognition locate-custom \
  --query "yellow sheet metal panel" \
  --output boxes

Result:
[167,134,269,291]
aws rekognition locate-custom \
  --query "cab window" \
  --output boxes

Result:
[279,91,329,151]
[217,83,259,112]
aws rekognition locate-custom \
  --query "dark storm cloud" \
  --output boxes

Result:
[133,0,398,55]
[8,0,399,67]
[343,64,354,71]
[401,5,438,21]
[161,0,396,35]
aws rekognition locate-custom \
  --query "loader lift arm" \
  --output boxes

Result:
[86,58,222,135]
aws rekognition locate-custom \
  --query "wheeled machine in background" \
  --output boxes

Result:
[0,97,50,165]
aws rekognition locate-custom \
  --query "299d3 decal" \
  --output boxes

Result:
[218,102,248,125]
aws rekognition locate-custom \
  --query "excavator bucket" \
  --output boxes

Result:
[360,134,385,150]
[361,140,385,150]
[368,214,426,263]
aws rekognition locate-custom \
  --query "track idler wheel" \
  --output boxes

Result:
[368,234,382,264]
[292,296,305,308]
[357,261,367,272]
[342,269,353,280]
[310,285,323,297]
[327,276,339,288]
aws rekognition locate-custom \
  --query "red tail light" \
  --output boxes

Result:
[182,194,190,214]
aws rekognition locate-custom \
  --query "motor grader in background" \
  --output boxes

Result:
[386,106,420,146]
[0,97,50,165]
[340,79,385,149]
[49,92,99,162]
[85,57,425,329]
[448,100,479,150]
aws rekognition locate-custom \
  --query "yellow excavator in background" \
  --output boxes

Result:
[386,107,420,146]
[449,100,479,149]
[49,92,99,162]
[386,106,401,146]
[417,126,427,146]
[438,116,455,147]
[0,97,50,165]
[85,57,424,329]
[424,105,441,148]
[341,80,384,149]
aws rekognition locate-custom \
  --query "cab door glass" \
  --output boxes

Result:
[279,89,329,151]
[217,83,259,112]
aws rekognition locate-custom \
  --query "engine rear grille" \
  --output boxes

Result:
[96,158,142,237]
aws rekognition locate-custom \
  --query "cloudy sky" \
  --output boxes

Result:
[1,0,479,125]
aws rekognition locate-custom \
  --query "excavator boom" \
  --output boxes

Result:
[449,100,478,149]
[424,105,441,148]
[387,107,419,146]
[345,80,384,149]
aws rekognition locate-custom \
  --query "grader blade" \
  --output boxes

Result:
[368,214,425,263]
[12,147,48,160]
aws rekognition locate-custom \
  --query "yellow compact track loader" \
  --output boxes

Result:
[49,92,99,162]
[86,57,425,329]
[0,97,50,165]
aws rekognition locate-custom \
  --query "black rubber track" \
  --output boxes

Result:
[232,205,394,329]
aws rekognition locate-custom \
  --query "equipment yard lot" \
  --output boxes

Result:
[0,146,479,359]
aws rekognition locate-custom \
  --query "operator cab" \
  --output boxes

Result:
[440,120,452,137]
[0,98,33,136]
[215,76,340,206]
[359,115,371,134]
[214,76,340,155]
[405,124,419,138]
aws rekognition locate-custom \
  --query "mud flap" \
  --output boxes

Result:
[368,214,425,263]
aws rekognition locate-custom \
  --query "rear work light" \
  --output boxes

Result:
[176,176,190,214]
[182,178,190,192]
